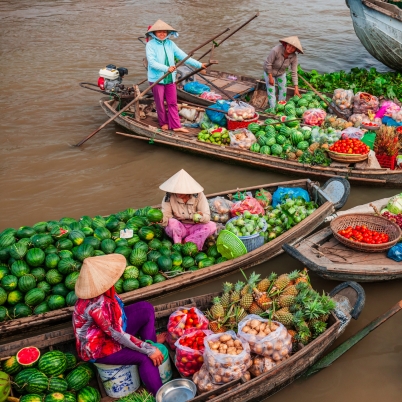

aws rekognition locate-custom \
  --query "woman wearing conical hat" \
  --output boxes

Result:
[72,254,166,396]
[160,169,217,251]
[263,36,304,109]
[145,20,207,133]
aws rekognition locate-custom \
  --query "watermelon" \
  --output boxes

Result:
[0,306,7,322]
[216,256,228,263]
[194,252,208,264]
[2,355,21,375]
[45,393,65,402]
[82,237,99,250]
[50,226,70,239]
[33,302,50,315]
[16,226,36,239]
[63,271,79,291]
[31,268,46,282]
[58,258,80,275]
[198,258,215,269]
[15,368,39,394]
[105,217,120,231]
[138,227,154,241]
[75,244,94,262]
[114,238,128,248]
[66,366,91,391]
[1,275,18,291]
[56,239,74,251]
[38,350,67,376]
[122,279,139,292]
[47,219,60,230]
[49,377,69,393]
[270,144,283,156]
[69,231,85,246]
[157,256,172,272]
[302,129,311,141]
[157,246,170,257]
[142,261,159,276]
[58,250,73,260]
[152,273,166,283]
[25,288,46,307]
[0,233,15,249]
[25,370,48,393]
[46,269,64,285]
[20,395,43,402]
[170,252,182,267]
[265,136,276,146]
[81,227,93,237]
[16,346,41,367]
[276,102,286,112]
[93,227,111,241]
[123,266,139,280]
[11,260,30,278]
[0,288,6,305]
[0,266,9,281]
[59,217,77,226]
[129,249,147,266]
[257,135,267,147]
[0,249,9,262]
[161,239,172,249]
[18,275,37,292]
[146,209,163,223]
[275,134,286,145]
[250,143,260,153]
[9,242,28,260]
[114,279,124,294]
[285,116,299,128]
[7,290,24,305]
[207,245,220,259]
[247,122,261,134]
[147,250,162,263]
[26,248,45,267]
[77,386,100,402]
[64,393,76,402]
[100,239,116,254]
[148,239,162,250]
[45,253,61,269]
[259,145,271,155]
[265,125,277,136]
[30,234,53,250]
[64,352,77,371]
[52,283,70,297]
[127,216,146,228]
[182,242,198,256]
[65,290,77,306]
[297,140,309,151]
[182,256,195,268]
[9,303,32,319]
[291,130,304,145]
[90,216,105,229]
[139,275,153,287]
[114,246,131,259]
[48,295,66,311]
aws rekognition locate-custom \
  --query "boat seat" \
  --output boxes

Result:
[319,177,350,210]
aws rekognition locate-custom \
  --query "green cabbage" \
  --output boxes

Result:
[387,195,402,215]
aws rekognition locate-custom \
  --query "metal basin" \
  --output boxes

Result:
[155,379,197,402]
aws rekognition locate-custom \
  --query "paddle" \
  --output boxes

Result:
[73,27,230,147]
[303,300,402,377]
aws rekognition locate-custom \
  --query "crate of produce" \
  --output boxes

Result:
[226,113,259,130]
[376,153,397,170]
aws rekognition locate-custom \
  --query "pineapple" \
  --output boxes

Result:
[236,307,248,323]
[287,329,298,343]
[295,325,312,345]
[241,272,261,296]
[256,273,274,292]
[310,320,327,338]
[274,308,294,327]
[211,297,225,320]
[318,294,336,322]
[295,268,311,286]
[281,285,298,296]
[230,281,245,304]
[248,302,264,315]
[240,272,260,310]
[253,291,272,310]
[278,294,296,308]
[271,270,299,294]
[303,295,326,323]
[221,282,233,308]
[209,321,227,334]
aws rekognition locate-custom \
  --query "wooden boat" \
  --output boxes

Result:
[283,196,402,282]
[346,0,402,71]
[0,283,365,402]
[100,97,402,187]
[0,178,344,338]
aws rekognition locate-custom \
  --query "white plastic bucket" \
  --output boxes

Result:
[94,363,140,398]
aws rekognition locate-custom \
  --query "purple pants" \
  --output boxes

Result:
[150,82,182,130]
[165,218,217,251]
[95,301,162,396]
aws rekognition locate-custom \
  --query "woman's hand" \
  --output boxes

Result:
[268,74,274,86]
[294,86,301,97]
[149,349,164,366]
[201,63,207,69]
[168,66,176,73]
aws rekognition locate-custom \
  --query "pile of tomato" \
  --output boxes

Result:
[338,225,390,244]
[175,330,208,376]
[329,139,370,155]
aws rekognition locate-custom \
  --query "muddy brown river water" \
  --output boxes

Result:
[0,0,401,400]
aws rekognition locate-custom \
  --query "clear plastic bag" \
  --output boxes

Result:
[227,101,256,121]
[237,315,292,359]
[183,81,210,95]
[348,113,366,127]
[271,187,310,207]
[255,189,272,208]
[341,127,365,140]
[229,128,256,150]
[332,89,354,110]
[230,196,265,216]
[302,108,327,126]
[208,197,233,223]
[204,330,252,384]
[248,355,276,377]
[353,92,379,114]
[166,307,209,350]
[200,91,222,101]
[311,127,342,145]
[205,100,231,126]
[192,364,221,394]
[392,110,402,123]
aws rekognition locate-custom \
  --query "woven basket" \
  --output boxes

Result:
[330,213,401,252]
[226,113,259,130]
[327,150,368,163]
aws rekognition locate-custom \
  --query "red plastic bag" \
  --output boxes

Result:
[303,109,327,126]
[174,329,212,376]
[230,196,265,216]
[166,307,209,350]
[254,189,272,209]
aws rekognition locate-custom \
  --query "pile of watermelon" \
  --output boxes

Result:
[0,206,225,322]
[1,347,100,402]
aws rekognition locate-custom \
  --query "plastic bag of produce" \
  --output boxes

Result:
[200,91,222,101]
[392,110,402,123]
[183,81,210,95]
[248,355,276,377]
[231,190,252,202]
[348,113,366,127]
[237,315,292,359]
[208,197,233,223]
[332,89,354,110]
[387,244,402,262]
[255,189,272,208]
[174,329,213,376]
[302,108,327,126]
[229,128,256,150]
[375,100,401,119]
[204,331,252,384]
[353,92,379,114]
[341,127,365,140]
[311,127,341,145]
[227,101,256,121]
[272,187,310,207]
[178,107,198,122]
[387,194,402,215]
[199,114,216,131]
[167,306,209,350]
[230,196,265,216]
[192,364,221,394]
[206,100,231,126]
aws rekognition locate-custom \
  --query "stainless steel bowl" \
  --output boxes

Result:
[156,379,197,402]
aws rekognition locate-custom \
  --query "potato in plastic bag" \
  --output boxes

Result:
[248,355,276,377]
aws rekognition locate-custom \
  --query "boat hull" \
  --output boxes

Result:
[347,0,402,71]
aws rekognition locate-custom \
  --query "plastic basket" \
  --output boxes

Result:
[376,153,397,170]
[216,230,247,259]
[226,113,259,130]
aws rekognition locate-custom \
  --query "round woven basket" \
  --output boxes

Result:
[327,150,368,163]
[330,213,401,252]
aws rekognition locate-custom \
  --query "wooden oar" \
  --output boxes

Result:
[73,27,230,147]
[303,300,402,378]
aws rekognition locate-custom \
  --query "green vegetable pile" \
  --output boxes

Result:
[116,390,155,402]
[290,66,402,101]
[298,149,332,167]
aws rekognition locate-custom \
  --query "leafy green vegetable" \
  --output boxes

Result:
[298,149,331,167]
[116,390,155,402]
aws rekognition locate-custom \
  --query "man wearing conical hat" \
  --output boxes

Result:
[145,20,207,133]
[72,254,166,396]
[160,169,216,250]
[263,36,304,109]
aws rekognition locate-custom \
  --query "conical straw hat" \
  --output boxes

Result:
[280,36,304,54]
[159,169,204,194]
[75,254,126,299]
[146,20,177,36]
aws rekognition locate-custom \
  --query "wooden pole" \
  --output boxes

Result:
[74,27,230,147]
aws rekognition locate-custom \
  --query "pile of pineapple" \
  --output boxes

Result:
[205,269,336,347]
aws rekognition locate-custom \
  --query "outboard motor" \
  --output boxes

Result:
[98,64,128,92]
